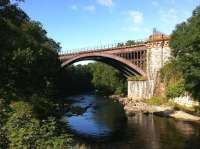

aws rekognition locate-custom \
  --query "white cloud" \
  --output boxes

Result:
[122,10,148,34]
[71,5,78,11]
[84,5,96,11]
[97,0,113,7]
[128,11,144,24]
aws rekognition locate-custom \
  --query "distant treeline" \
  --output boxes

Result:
[60,62,127,96]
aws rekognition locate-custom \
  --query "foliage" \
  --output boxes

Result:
[169,6,200,100]
[159,58,186,99]
[146,96,168,106]
[5,101,72,149]
[88,62,127,95]
[0,2,61,99]
[59,64,93,96]
[29,95,56,119]
[160,60,182,85]
[125,40,142,46]
[117,40,145,47]
[0,127,9,149]
[60,62,127,96]
[0,99,9,126]
[128,75,147,81]
[0,98,9,149]
[166,80,185,98]
[0,1,73,148]
[5,101,40,148]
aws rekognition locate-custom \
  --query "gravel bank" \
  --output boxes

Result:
[111,96,200,122]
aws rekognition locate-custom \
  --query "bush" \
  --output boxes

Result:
[5,101,72,148]
[0,99,9,149]
[146,96,168,105]
[0,128,9,149]
[166,80,185,98]
[0,98,9,126]
[29,95,56,119]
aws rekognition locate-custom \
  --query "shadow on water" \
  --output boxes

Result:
[62,94,200,149]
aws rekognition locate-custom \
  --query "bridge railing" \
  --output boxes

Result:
[59,39,147,56]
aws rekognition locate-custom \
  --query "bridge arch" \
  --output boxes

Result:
[61,53,146,78]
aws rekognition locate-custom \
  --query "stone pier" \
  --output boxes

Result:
[128,80,155,100]
[128,33,171,100]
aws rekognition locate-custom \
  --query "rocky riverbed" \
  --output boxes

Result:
[111,95,200,122]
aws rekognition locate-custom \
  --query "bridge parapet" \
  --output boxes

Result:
[59,40,147,56]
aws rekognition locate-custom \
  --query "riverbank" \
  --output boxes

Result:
[110,95,200,122]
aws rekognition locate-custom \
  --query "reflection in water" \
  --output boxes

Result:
[63,94,200,149]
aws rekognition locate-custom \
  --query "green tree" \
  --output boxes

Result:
[170,6,200,100]
[59,64,93,96]
[0,2,61,99]
[126,40,137,46]
[88,62,127,95]
[0,1,73,148]
[59,62,127,96]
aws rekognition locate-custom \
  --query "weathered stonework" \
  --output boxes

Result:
[147,46,171,80]
[128,80,154,99]
[128,39,171,100]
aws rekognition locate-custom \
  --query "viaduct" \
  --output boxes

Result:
[59,32,171,100]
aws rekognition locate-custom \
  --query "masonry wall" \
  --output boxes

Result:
[128,80,155,100]
[147,47,171,80]
[128,46,171,100]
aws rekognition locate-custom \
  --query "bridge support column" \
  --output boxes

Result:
[127,37,171,100]
[128,80,155,100]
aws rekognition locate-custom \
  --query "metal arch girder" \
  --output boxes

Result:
[61,53,147,78]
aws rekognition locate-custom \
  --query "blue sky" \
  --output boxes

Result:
[19,0,200,52]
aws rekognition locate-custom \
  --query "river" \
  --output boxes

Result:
[62,94,200,149]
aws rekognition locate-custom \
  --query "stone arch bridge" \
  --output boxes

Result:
[59,33,171,99]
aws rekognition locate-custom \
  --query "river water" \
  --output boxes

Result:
[63,94,200,149]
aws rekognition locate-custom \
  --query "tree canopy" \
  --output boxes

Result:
[169,6,200,100]
[0,1,61,99]
[0,1,73,148]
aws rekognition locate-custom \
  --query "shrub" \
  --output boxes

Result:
[5,101,72,148]
[0,99,9,149]
[146,96,168,105]
[0,128,9,149]
[29,95,55,119]
[166,80,185,98]
[0,98,9,126]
